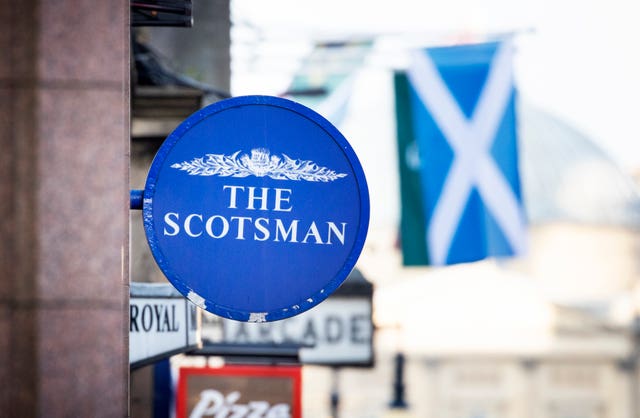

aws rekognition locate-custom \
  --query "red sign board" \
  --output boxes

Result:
[177,365,302,418]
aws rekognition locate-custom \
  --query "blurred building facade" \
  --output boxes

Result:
[128,14,640,416]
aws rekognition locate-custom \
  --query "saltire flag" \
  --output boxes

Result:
[395,41,527,266]
[282,39,372,126]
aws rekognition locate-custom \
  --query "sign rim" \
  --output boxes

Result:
[143,95,370,322]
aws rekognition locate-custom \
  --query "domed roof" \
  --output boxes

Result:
[518,103,640,228]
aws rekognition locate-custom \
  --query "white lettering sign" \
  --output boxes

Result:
[162,185,348,246]
[130,284,201,366]
[202,298,372,365]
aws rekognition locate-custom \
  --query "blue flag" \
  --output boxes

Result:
[405,41,527,265]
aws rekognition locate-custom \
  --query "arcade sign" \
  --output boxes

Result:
[212,296,373,366]
[142,96,369,322]
[200,268,374,366]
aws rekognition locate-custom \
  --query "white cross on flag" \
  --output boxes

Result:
[403,41,527,265]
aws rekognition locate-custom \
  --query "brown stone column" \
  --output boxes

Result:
[0,1,130,416]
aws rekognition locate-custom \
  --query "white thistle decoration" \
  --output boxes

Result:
[171,148,348,182]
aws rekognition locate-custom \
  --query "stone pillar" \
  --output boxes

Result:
[519,359,539,418]
[422,359,441,416]
[615,359,635,418]
[0,0,130,416]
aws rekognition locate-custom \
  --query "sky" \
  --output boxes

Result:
[229,0,640,172]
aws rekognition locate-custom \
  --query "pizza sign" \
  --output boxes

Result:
[177,365,302,418]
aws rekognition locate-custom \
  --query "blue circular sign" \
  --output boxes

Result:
[143,96,369,322]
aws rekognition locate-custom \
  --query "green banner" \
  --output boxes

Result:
[394,72,429,265]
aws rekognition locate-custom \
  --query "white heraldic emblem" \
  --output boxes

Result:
[171,148,347,182]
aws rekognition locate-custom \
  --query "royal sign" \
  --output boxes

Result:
[129,283,200,368]
[143,96,369,322]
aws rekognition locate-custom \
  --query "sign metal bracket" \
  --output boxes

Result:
[130,189,144,210]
